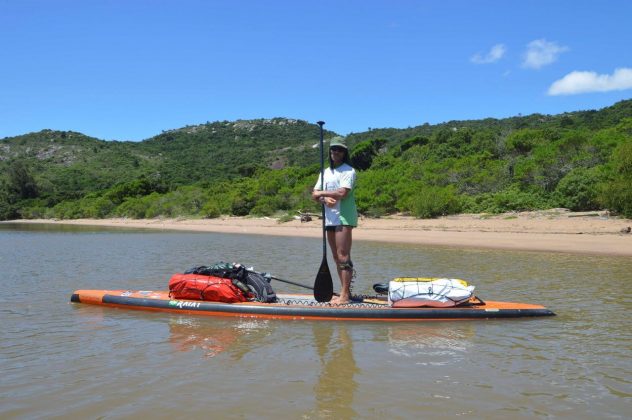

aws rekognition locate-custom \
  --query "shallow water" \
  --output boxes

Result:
[1,223,630,418]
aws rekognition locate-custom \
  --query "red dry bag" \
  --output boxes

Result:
[168,274,249,303]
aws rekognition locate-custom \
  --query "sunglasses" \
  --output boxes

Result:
[330,146,346,152]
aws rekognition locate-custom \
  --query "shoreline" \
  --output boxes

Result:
[7,209,632,257]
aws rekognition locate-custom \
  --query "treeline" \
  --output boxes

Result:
[1,100,632,220]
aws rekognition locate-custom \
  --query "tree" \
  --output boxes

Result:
[350,138,387,170]
[602,141,632,217]
[7,160,38,199]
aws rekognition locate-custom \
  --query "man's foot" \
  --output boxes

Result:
[329,295,351,305]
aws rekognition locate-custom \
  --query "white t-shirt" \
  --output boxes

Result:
[314,163,358,227]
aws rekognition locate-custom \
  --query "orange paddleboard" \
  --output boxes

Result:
[71,290,555,321]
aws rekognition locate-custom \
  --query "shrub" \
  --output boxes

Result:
[406,185,461,218]
[18,205,48,219]
[52,201,84,219]
[115,196,151,219]
[602,180,632,217]
[81,196,116,218]
[601,141,632,217]
[250,196,282,216]
[0,201,18,220]
[231,196,254,216]
[466,187,553,213]
[201,202,221,219]
[555,167,602,211]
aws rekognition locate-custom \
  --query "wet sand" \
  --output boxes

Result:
[12,209,632,256]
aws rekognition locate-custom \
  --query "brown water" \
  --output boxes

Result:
[1,223,630,418]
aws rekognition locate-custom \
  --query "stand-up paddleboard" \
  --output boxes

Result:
[70,290,555,321]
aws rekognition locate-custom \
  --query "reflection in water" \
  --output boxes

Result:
[386,324,475,363]
[168,316,272,359]
[311,324,360,419]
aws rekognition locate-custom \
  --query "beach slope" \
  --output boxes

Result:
[10,209,632,256]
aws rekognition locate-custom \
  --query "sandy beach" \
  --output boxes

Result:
[11,209,632,257]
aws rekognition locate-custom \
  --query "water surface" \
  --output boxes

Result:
[1,223,630,418]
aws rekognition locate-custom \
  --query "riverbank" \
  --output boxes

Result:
[10,209,632,256]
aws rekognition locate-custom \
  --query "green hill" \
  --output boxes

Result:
[1,99,631,220]
[0,118,335,194]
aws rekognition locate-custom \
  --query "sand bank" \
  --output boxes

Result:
[10,209,632,256]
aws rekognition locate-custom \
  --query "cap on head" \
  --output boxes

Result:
[329,136,348,149]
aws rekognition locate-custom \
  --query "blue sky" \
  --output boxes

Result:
[1,0,631,141]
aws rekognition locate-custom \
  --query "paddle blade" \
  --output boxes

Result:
[313,258,334,302]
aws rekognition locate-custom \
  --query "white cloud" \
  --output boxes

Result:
[548,68,632,95]
[471,44,506,64]
[522,39,568,69]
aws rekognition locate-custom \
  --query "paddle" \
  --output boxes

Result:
[265,274,316,291]
[248,269,341,295]
[267,274,387,305]
[313,121,334,302]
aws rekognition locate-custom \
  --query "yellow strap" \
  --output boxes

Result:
[392,277,469,287]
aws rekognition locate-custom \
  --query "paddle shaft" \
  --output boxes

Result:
[270,275,339,296]
[318,121,326,256]
[271,275,314,291]
[313,121,334,302]
[238,268,336,294]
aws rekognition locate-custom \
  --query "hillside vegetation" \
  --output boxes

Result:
[1,100,631,220]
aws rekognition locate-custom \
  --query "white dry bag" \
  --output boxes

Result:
[388,277,475,308]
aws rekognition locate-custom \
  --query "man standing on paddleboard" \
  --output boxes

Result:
[312,137,358,304]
